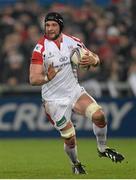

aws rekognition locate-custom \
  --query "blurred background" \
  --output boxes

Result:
[0,0,136,138]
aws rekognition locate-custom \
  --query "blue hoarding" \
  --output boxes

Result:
[0,97,136,138]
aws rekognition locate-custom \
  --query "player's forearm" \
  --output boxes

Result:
[29,74,48,86]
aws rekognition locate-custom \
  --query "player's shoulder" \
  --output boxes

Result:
[63,33,82,43]
[33,36,46,53]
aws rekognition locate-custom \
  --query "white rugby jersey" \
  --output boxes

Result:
[31,33,84,100]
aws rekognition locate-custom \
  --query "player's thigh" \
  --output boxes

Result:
[73,93,96,115]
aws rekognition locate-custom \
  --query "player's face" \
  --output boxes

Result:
[45,21,60,40]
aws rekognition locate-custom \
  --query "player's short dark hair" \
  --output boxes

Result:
[44,12,64,32]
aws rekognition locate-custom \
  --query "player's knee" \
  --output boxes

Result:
[85,102,106,128]
[60,125,75,139]
[85,102,102,118]
[64,135,76,148]
[60,125,76,148]
[92,110,106,128]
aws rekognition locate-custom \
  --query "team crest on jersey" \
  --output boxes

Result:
[34,44,43,53]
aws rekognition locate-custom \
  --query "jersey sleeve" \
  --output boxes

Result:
[77,42,87,49]
[31,44,44,64]
[71,35,87,50]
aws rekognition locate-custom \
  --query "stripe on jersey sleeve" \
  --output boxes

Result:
[31,37,46,64]
[31,51,43,64]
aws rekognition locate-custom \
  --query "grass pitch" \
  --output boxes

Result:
[0,138,136,179]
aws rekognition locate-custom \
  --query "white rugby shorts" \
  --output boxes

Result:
[43,86,86,130]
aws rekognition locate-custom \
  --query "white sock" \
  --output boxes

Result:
[64,143,79,164]
[93,123,107,152]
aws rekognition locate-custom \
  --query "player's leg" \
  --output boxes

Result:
[43,99,86,174]
[73,93,124,163]
[60,121,78,164]
[74,93,107,151]
[60,121,86,174]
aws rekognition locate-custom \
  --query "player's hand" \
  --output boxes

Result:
[79,51,100,67]
[47,63,61,81]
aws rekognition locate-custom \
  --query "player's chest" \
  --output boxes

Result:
[43,41,72,67]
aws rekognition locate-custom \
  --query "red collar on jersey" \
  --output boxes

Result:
[44,34,63,49]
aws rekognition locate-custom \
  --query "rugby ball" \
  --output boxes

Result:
[70,47,90,70]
